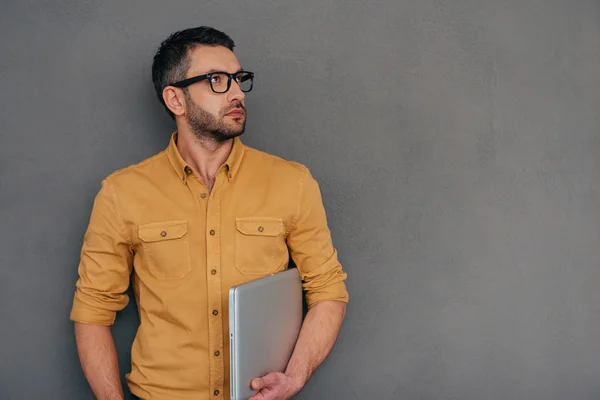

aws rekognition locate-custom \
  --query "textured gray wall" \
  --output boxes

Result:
[1,0,600,399]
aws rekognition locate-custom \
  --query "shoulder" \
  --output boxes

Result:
[242,145,310,180]
[101,149,170,190]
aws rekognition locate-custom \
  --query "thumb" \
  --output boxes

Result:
[252,373,279,390]
[252,378,263,390]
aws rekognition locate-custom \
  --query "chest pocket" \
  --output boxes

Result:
[235,218,287,275]
[138,220,191,280]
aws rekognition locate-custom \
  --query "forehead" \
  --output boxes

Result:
[186,45,241,77]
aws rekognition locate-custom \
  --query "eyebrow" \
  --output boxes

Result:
[199,68,244,76]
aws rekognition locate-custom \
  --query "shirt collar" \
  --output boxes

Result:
[165,131,245,184]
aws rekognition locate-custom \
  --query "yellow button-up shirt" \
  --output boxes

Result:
[70,132,349,400]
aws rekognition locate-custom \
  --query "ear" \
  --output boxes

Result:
[162,86,186,117]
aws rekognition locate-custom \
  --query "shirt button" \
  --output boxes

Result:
[213,310,219,316]
[210,230,215,235]
[211,269,217,275]
[200,193,207,199]
[214,350,220,357]
[184,166,192,175]
[214,389,220,396]
[160,231,167,237]
[258,226,264,233]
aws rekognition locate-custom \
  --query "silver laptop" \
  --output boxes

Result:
[229,268,304,400]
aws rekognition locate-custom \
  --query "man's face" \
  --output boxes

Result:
[183,45,247,142]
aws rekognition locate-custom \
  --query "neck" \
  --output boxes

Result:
[176,127,233,192]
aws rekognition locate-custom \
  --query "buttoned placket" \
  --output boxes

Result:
[183,165,226,398]
[205,168,226,398]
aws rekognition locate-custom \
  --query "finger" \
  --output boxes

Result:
[250,389,280,400]
[248,392,265,400]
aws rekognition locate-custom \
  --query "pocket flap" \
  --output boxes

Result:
[236,218,284,237]
[139,220,188,242]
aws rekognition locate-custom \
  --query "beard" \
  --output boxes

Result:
[185,92,246,143]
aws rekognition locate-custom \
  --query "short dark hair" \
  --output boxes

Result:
[152,26,235,120]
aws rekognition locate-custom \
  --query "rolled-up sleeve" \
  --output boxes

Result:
[287,168,349,308]
[69,178,133,326]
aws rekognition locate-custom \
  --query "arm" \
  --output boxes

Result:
[70,179,133,398]
[284,300,346,387]
[250,301,346,399]
[74,322,124,400]
[250,168,349,400]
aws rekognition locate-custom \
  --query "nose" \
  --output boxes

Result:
[227,79,245,104]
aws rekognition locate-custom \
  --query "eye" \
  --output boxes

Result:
[210,75,221,84]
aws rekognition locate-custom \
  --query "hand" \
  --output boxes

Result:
[248,372,303,400]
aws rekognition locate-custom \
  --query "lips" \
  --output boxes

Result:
[224,104,245,116]
[226,111,244,116]
[225,109,245,118]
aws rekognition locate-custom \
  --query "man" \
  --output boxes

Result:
[70,26,349,400]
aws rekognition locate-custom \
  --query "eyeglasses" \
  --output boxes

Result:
[170,70,254,93]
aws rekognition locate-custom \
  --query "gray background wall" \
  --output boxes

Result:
[1,0,599,399]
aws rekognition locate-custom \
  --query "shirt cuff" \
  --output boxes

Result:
[69,295,117,326]
[305,280,349,309]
